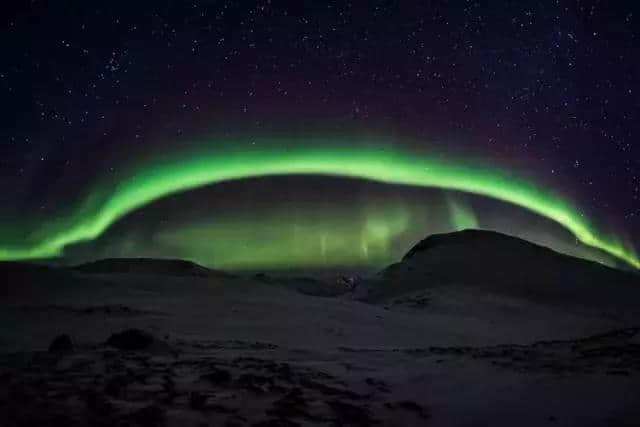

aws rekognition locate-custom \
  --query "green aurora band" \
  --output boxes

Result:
[1,142,638,269]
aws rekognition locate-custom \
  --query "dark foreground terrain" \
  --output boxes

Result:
[1,230,640,426]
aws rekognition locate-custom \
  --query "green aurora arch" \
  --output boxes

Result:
[1,142,638,269]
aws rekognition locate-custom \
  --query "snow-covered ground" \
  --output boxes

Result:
[1,232,639,426]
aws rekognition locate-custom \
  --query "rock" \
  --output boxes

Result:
[275,363,294,383]
[105,329,156,351]
[252,418,302,427]
[130,404,165,427]
[236,373,274,393]
[84,391,113,416]
[201,367,232,384]
[189,391,208,410]
[365,377,390,393]
[189,391,237,413]
[48,334,74,353]
[104,374,130,398]
[396,400,430,419]
[327,400,374,426]
[267,388,308,419]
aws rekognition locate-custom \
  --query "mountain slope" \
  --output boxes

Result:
[366,229,640,314]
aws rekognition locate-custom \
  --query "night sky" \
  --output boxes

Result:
[1,1,639,271]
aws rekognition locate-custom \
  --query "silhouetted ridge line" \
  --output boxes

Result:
[73,257,231,277]
[367,229,640,308]
[404,229,570,261]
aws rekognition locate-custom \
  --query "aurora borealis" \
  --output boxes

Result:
[0,139,638,269]
[154,197,414,270]
[2,2,640,273]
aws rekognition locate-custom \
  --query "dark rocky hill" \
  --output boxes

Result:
[73,257,230,278]
[366,230,640,315]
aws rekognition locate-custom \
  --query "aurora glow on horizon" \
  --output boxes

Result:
[1,139,638,269]
[153,199,415,270]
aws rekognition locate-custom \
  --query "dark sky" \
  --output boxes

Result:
[0,1,639,267]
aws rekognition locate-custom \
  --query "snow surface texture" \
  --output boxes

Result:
[1,230,639,426]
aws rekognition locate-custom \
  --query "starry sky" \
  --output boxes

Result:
[1,1,639,271]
